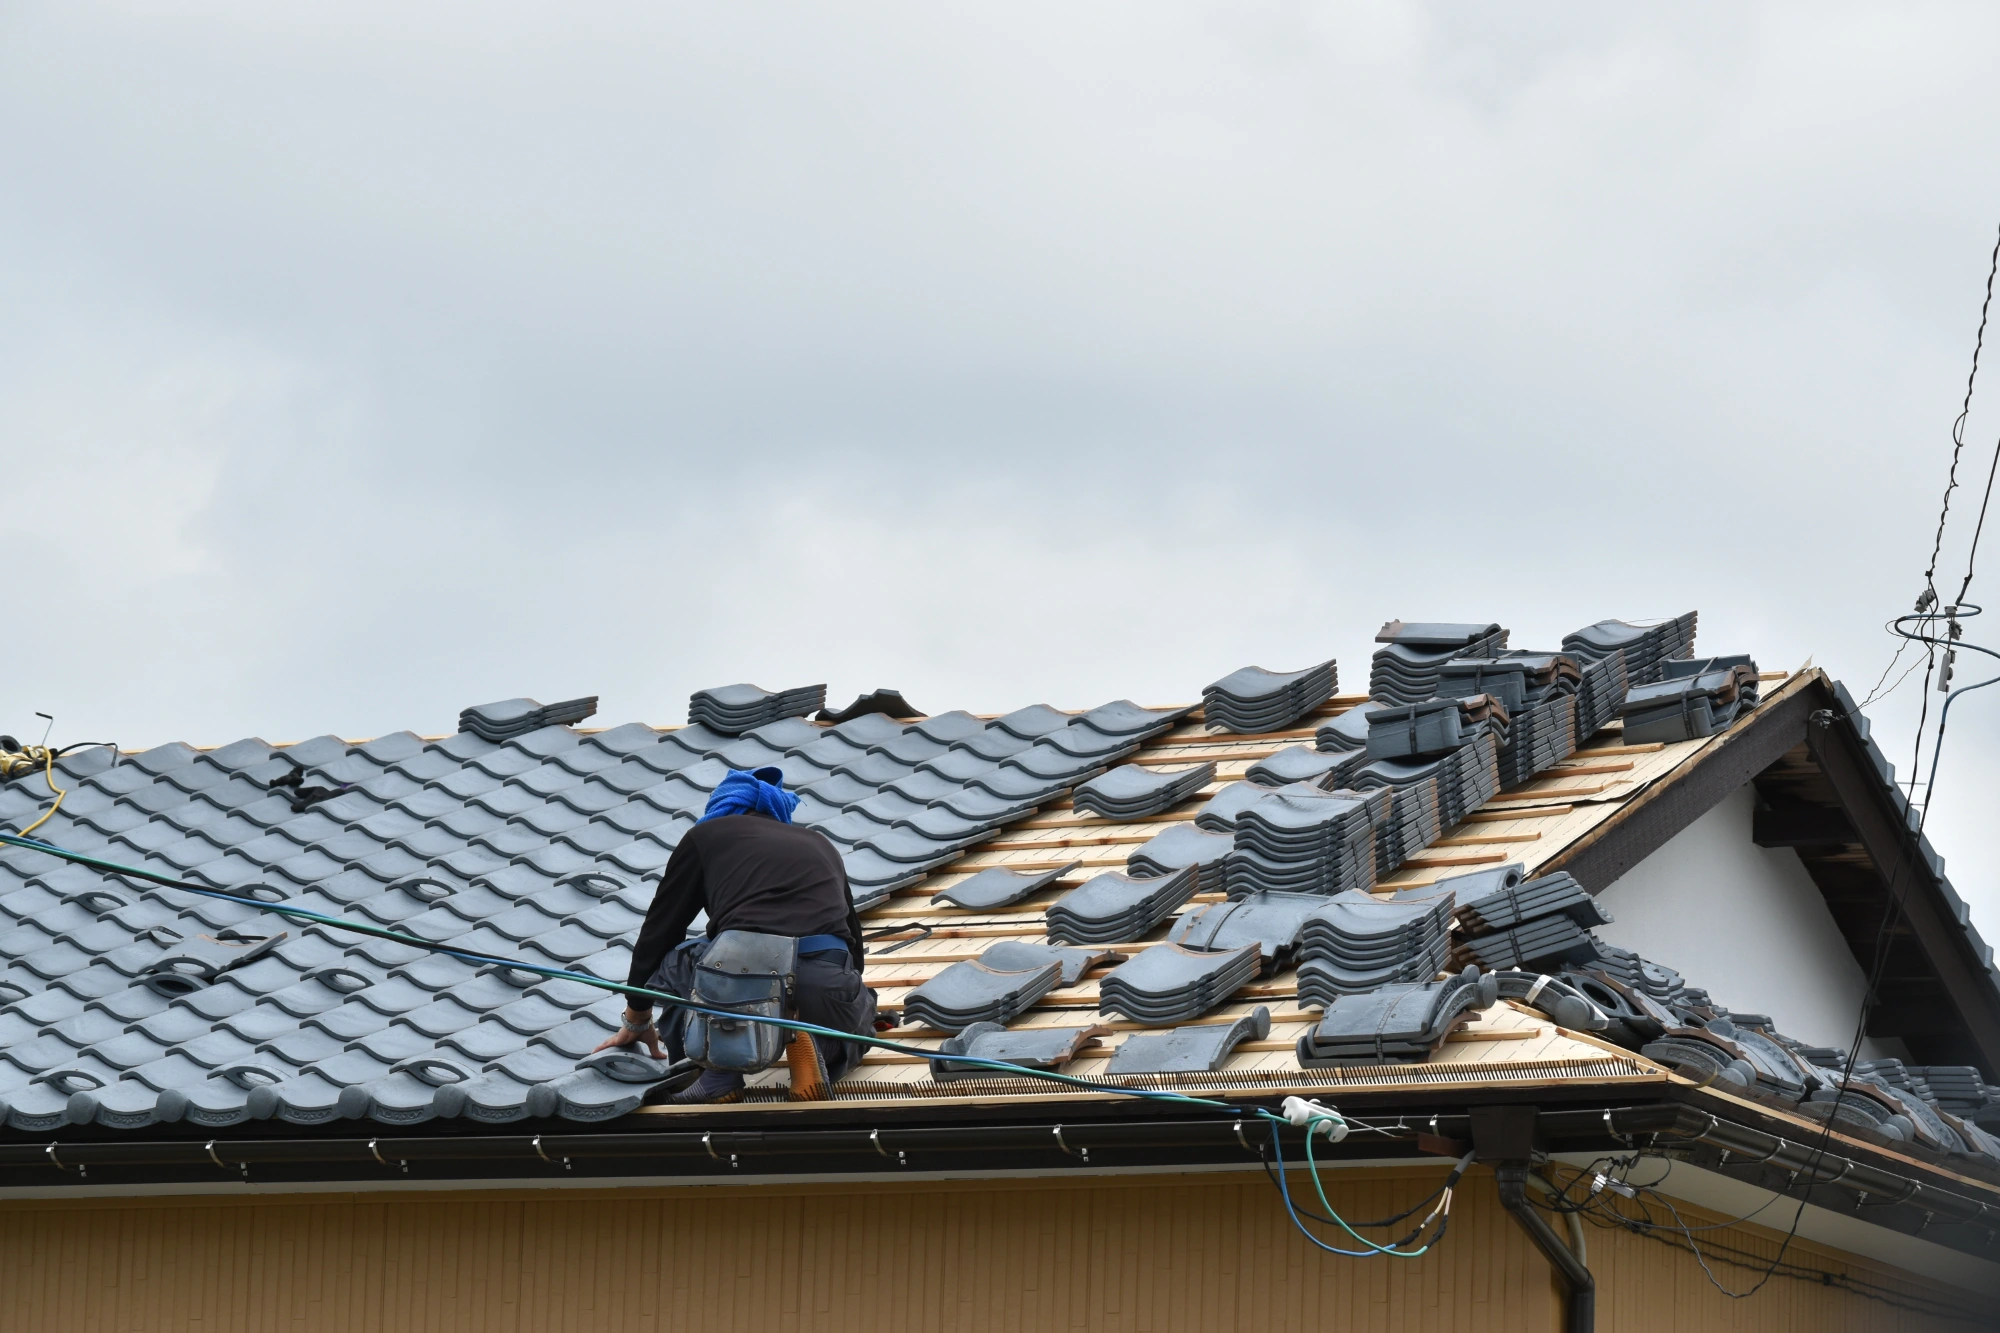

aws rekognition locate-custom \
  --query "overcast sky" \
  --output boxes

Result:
[6,4,2000,914]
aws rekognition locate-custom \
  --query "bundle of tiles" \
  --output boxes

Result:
[1362,695,1509,762]
[1098,943,1264,1025]
[1351,731,1500,832]
[1436,654,1580,713]
[1125,823,1236,894]
[1852,1059,1935,1104]
[687,683,828,736]
[1368,622,1508,705]
[1314,701,1382,753]
[1072,761,1215,820]
[459,696,599,743]
[1899,1065,1992,1117]
[1573,652,1631,742]
[1202,660,1338,734]
[1225,786,1386,896]
[1344,756,1440,872]
[1244,744,1362,790]
[1296,967,1498,1064]
[1452,870,1611,972]
[899,956,1065,1032]
[1561,614,1698,687]
[1194,781,1280,832]
[1497,692,1577,789]
[1167,890,1330,973]
[1582,943,1694,1010]
[1047,867,1199,946]
[1619,656,1760,745]
[1296,888,1456,1004]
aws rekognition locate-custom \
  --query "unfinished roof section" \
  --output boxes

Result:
[1,622,1997,1193]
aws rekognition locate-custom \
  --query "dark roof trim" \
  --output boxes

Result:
[1549,672,1819,890]
[5,1091,1994,1260]
[1548,671,2000,1072]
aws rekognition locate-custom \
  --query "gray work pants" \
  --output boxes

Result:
[649,939,878,1084]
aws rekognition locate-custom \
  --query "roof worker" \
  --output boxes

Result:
[593,765,876,1105]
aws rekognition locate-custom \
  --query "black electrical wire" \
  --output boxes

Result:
[1539,1174,1992,1326]
[1254,1139,1457,1241]
[1923,220,2000,601]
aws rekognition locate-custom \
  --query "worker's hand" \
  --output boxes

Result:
[592,1009,669,1060]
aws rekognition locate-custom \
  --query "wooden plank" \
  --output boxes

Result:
[1401,851,1508,870]
[1461,805,1573,822]
[1432,831,1541,846]
[1543,761,1635,778]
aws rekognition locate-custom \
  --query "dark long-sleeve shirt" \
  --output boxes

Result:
[623,814,862,1010]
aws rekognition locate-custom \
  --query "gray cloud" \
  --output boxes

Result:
[6,2,2000,912]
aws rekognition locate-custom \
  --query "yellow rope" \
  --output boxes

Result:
[14,746,66,838]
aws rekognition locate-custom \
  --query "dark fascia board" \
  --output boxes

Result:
[7,1087,1998,1262]
[1547,671,1819,890]
[1808,679,2000,1070]
[1548,670,2000,1073]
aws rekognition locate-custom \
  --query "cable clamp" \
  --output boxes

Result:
[1281,1096,1348,1141]
[1053,1125,1088,1162]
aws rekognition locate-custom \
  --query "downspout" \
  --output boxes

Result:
[1495,1164,1595,1333]
[1473,1107,1594,1333]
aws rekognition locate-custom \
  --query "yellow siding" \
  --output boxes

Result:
[0,1167,1976,1332]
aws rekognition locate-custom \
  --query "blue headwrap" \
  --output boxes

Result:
[698,766,800,824]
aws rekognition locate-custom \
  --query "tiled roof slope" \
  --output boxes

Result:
[2,638,1997,1175]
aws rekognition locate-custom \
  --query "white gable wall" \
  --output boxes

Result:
[1593,785,1903,1059]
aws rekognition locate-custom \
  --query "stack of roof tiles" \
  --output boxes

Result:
[1573,653,1632,740]
[1297,967,1497,1065]
[1367,622,1508,705]
[686,684,827,736]
[1125,825,1236,894]
[1244,744,1362,790]
[1296,888,1455,1005]
[1223,786,1385,897]
[459,697,598,743]
[1072,762,1214,821]
[1561,614,1697,687]
[1098,944,1263,1025]
[1201,661,1337,734]
[1046,868,1198,946]
[898,954,1065,1032]
[1620,656,1761,744]
[1313,701,1382,754]
[1360,695,1509,763]
[1167,890,1326,973]
[1452,870,1610,971]
[1350,731,1501,834]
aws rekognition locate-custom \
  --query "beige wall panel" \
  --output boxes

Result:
[0,1167,1975,1332]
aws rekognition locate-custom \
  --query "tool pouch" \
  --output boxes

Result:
[681,931,799,1073]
